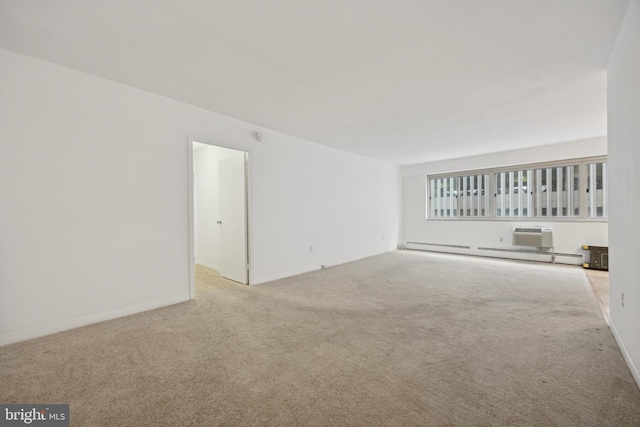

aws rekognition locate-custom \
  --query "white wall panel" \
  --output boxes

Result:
[0,49,401,345]
[607,0,640,387]
[402,138,608,265]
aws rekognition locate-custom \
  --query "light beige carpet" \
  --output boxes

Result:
[194,263,239,294]
[1,251,639,426]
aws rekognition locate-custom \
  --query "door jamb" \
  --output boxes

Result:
[188,137,253,299]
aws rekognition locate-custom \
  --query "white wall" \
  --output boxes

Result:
[193,143,244,271]
[607,0,640,387]
[0,48,401,345]
[402,138,608,264]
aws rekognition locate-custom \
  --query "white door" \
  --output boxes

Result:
[218,156,248,284]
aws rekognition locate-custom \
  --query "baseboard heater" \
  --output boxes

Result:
[406,242,471,250]
[404,242,581,261]
[477,247,582,258]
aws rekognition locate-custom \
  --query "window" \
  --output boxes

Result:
[430,174,490,218]
[587,162,607,217]
[461,174,491,217]
[533,165,579,217]
[427,157,607,220]
[496,169,532,217]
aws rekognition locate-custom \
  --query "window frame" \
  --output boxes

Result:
[429,173,491,218]
[426,156,607,221]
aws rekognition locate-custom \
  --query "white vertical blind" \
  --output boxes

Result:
[428,159,605,219]
[526,170,532,216]
[449,177,455,217]
[462,176,467,216]
[535,169,542,217]
[429,179,440,217]
[470,175,476,217]
[556,167,563,217]
[484,174,490,215]
[519,171,524,216]
[602,163,608,217]
[566,166,573,216]
[545,168,552,217]
[589,163,596,217]
[499,172,505,216]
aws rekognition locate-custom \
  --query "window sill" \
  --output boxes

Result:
[425,217,608,223]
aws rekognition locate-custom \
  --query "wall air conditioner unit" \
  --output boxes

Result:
[512,227,553,248]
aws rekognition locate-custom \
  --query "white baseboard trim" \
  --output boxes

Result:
[254,265,319,284]
[195,261,219,271]
[404,244,582,266]
[610,320,640,390]
[323,252,384,269]
[0,293,191,347]
[253,249,394,285]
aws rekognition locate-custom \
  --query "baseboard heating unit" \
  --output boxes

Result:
[405,242,471,250]
[477,247,581,258]
[404,238,581,265]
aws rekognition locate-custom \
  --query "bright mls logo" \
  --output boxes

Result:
[0,405,68,427]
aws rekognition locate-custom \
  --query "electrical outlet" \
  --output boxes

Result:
[310,246,313,252]
[500,237,503,242]
[382,235,384,240]
[622,292,624,308]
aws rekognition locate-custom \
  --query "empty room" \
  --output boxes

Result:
[1,1,639,426]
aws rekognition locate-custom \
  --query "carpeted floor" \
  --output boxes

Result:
[1,251,639,426]
[194,263,240,294]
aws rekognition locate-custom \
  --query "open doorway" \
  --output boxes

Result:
[188,140,251,298]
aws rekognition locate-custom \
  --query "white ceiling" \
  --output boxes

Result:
[0,0,629,165]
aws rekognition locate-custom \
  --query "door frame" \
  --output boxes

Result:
[187,137,253,299]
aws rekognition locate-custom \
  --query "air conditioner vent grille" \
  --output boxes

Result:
[513,227,543,234]
[512,227,553,248]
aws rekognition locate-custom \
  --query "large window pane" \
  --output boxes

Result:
[458,174,489,217]
[587,162,607,217]
[496,169,532,217]
[427,158,605,220]
[429,174,489,218]
[534,165,578,217]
